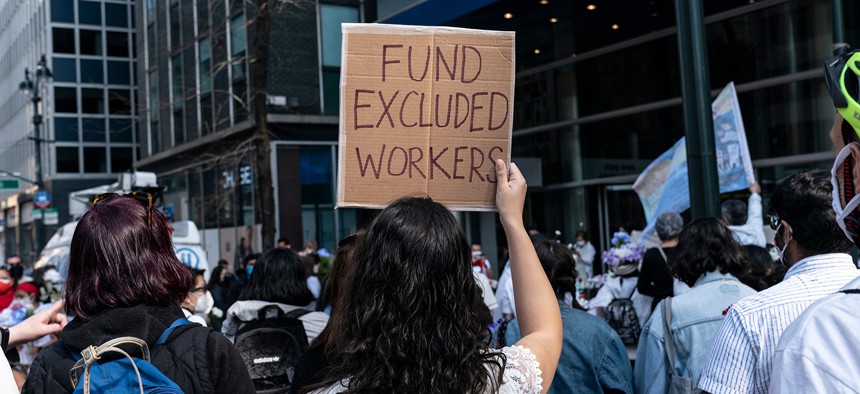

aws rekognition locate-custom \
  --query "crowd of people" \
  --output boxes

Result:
[0,49,856,394]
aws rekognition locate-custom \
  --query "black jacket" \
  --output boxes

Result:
[22,304,255,394]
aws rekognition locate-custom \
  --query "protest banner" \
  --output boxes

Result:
[336,23,515,210]
[634,82,755,241]
[712,82,756,191]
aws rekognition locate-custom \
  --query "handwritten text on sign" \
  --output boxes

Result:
[337,24,514,210]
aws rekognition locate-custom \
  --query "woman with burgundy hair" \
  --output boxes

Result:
[23,193,253,393]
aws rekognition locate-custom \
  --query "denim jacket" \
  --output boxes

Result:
[633,270,757,394]
[506,300,633,394]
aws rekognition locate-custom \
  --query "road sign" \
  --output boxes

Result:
[44,208,58,225]
[0,180,18,190]
[31,209,42,220]
[34,191,51,209]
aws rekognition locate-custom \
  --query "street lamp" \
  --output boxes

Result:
[19,54,52,257]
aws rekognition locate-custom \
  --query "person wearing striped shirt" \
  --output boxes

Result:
[768,50,860,393]
[697,170,859,394]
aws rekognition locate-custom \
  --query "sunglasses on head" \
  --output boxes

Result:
[92,191,155,225]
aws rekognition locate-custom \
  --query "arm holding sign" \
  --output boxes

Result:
[496,159,562,393]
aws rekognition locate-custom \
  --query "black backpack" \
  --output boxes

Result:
[605,286,641,346]
[234,305,311,393]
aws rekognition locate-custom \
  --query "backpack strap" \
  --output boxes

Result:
[284,308,311,319]
[661,297,679,378]
[68,336,150,392]
[155,317,193,346]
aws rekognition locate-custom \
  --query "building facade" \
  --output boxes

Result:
[136,0,367,267]
[380,0,860,274]
[0,0,138,264]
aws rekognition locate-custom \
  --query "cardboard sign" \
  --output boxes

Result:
[337,24,515,211]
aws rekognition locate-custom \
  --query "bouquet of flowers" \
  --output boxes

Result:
[601,231,645,267]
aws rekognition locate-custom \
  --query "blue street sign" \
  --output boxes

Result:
[34,190,51,209]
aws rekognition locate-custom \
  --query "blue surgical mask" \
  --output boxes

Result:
[246,266,254,278]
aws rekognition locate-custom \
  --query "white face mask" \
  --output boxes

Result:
[195,291,214,316]
[576,240,586,247]
[14,297,33,309]
[774,222,793,265]
[831,142,860,243]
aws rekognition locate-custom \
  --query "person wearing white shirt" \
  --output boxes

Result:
[572,231,596,280]
[697,171,859,394]
[722,182,766,247]
[769,60,860,394]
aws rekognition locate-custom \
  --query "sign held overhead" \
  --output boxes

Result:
[337,23,515,211]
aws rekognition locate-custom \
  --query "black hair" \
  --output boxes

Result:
[239,248,314,307]
[721,199,747,226]
[670,218,748,287]
[739,245,780,292]
[207,264,231,291]
[242,253,260,267]
[770,171,854,255]
[313,197,504,393]
[534,240,585,311]
[277,237,290,245]
[575,230,588,241]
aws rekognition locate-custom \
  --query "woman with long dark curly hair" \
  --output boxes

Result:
[634,217,756,393]
[305,160,562,394]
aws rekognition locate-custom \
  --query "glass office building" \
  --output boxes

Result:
[0,0,138,263]
[380,0,860,271]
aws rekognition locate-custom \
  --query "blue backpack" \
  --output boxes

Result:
[66,318,191,394]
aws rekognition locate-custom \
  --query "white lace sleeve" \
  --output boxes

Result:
[496,345,543,394]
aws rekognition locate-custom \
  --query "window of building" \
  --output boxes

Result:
[54,117,79,142]
[80,59,104,84]
[55,87,77,113]
[110,148,134,173]
[173,110,185,145]
[107,61,131,85]
[51,0,74,23]
[110,119,133,143]
[53,28,75,54]
[83,147,107,173]
[105,3,128,28]
[147,26,157,65]
[78,1,101,25]
[81,117,106,142]
[149,71,159,119]
[56,147,80,173]
[319,4,358,115]
[172,55,183,108]
[106,32,130,57]
[199,37,212,93]
[319,4,358,68]
[198,0,209,31]
[80,29,103,55]
[52,57,76,83]
[81,88,105,114]
[170,4,181,50]
[109,89,132,115]
[230,15,246,81]
[146,0,155,24]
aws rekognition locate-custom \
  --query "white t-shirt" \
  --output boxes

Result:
[309,345,543,393]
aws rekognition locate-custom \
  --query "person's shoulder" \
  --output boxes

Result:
[300,310,330,323]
